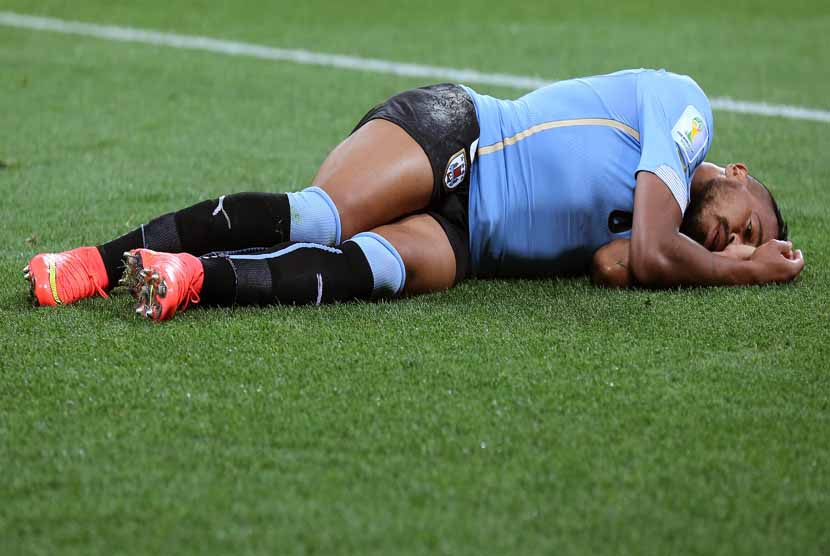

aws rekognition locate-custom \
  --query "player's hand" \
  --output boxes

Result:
[716,242,756,260]
[748,240,805,284]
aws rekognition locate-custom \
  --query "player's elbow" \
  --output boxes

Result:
[592,258,628,288]
[629,244,672,287]
[591,239,632,288]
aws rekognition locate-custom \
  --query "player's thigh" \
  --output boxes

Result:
[312,119,433,240]
[371,213,456,295]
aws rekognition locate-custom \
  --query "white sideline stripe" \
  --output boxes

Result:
[2,11,830,124]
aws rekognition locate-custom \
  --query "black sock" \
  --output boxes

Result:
[97,229,143,288]
[200,257,238,306]
[172,192,291,254]
[97,192,291,290]
[197,241,375,307]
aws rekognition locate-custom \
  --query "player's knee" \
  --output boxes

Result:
[370,216,458,294]
[319,188,364,241]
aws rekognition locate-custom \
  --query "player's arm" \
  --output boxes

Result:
[592,239,634,288]
[629,171,804,287]
[592,236,759,288]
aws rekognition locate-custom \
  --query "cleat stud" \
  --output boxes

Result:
[151,272,160,282]
[144,306,153,318]
[157,282,167,297]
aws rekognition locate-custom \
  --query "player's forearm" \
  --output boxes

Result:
[593,237,759,288]
[630,232,759,287]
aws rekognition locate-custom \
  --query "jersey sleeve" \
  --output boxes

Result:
[635,71,713,215]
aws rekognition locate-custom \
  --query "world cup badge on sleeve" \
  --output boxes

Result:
[671,105,708,167]
[444,149,467,190]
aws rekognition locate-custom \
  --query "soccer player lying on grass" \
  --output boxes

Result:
[24,69,804,321]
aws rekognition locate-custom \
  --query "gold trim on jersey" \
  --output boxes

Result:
[477,118,641,156]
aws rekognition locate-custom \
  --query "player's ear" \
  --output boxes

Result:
[726,162,749,178]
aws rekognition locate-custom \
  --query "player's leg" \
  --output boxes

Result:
[99,112,437,287]
[311,119,433,240]
[24,190,306,306]
[25,84,477,308]
[93,188,341,286]
[313,83,479,240]
[123,213,460,321]
[368,214,457,295]
[24,122,430,307]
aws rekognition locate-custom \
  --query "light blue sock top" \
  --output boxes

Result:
[286,186,341,245]
[348,232,406,298]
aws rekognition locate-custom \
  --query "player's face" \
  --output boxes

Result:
[680,164,779,252]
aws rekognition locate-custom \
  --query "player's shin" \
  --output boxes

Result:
[97,187,342,289]
[199,232,405,307]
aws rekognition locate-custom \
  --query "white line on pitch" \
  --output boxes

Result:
[2,11,829,124]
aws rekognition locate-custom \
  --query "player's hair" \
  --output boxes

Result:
[750,175,788,241]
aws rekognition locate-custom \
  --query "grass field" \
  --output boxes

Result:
[1,1,829,554]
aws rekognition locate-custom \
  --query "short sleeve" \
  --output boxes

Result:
[635,72,713,215]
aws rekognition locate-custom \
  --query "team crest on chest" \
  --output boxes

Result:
[444,149,467,190]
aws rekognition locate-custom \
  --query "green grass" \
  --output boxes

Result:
[1,1,829,554]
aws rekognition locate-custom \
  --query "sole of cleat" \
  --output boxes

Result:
[134,274,166,321]
[121,252,167,321]
[25,272,37,306]
[119,251,145,297]
[22,264,39,306]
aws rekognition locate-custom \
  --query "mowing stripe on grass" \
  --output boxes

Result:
[2,11,830,124]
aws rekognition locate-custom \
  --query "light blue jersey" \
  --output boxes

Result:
[462,69,713,277]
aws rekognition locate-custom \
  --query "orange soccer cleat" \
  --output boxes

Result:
[24,246,109,306]
[121,249,204,321]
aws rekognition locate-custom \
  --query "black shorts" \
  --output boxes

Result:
[352,84,480,283]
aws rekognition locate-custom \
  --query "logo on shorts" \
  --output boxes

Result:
[444,149,467,190]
